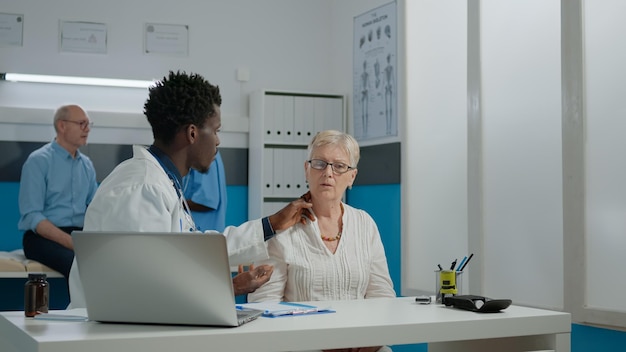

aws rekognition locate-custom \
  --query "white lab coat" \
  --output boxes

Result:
[68,145,268,308]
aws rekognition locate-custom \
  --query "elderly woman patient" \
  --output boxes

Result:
[248,130,396,352]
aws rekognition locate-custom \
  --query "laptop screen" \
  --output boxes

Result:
[73,231,247,326]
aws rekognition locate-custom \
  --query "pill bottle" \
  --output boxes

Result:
[24,273,49,317]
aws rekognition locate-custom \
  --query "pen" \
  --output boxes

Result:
[269,308,321,317]
[459,253,474,271]
[456,256,467,271]
[290,308,320,315]
[449,259,457,270]
[437,264,443,271]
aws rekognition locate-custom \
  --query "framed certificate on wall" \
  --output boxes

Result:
[0,13,24,47]
[60,21,107,54]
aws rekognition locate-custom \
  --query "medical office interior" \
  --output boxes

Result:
[1,0,625,351]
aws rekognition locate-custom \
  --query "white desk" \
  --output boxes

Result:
[0,297,570,352]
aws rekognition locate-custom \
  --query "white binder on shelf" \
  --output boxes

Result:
[294,96,310,144]
[282,95,295,144]
[281,148,293,196]
[273,96,287,143]
[264,94,279,143]
[263,148,275,197]
[314,97,328,135]
[272,148,286,197]
[293,149,307,195]
[283,148,300,198]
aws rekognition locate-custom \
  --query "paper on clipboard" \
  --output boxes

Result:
[237,302,334,317]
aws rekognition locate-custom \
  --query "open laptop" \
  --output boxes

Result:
[72,231,263,327]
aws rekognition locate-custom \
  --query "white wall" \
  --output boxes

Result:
[402,1,469,297]
[481,0,563,309]
[401,0,565,311]
[584,0,626,313]
[0,0,339,147]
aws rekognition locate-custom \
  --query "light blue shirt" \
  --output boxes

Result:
[18,140,98,231]
[183,151,227,232]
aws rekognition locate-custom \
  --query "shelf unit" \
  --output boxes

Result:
[248,90,346,219]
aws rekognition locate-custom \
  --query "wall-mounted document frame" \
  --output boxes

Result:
[144,23,189,57]
[0,13,24,47]
[353,1,398,142]
[59,21,107,54]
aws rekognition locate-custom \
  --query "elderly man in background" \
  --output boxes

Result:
[18,104,98,279]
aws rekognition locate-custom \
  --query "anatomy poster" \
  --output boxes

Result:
[353,1,397,141]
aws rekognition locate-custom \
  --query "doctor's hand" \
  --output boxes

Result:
[232,264,274,296]
[268,192,315,231]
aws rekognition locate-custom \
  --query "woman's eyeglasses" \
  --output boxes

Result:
[307,159,354,174]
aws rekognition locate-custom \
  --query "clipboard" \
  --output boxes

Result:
[237,302,334,317]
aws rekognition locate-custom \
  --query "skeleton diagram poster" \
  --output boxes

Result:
[353,1,397,141]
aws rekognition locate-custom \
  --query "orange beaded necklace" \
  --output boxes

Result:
[321,231,342,242]
[320,204,344,242]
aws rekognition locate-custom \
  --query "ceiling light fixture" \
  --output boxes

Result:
[0,73,157,89]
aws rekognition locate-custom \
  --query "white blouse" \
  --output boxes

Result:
[248,203,396,303]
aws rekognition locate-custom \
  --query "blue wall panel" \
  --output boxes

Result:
[0,182,22,251]
[346,184,402,296]
[347,184,426,352]
[572,323,626,352]
[0,277,69,311]
[225,185,249,227]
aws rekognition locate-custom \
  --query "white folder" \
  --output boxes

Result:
[273,148,286,196]
[294,96,309,144]
[264,94,278,143]
[263,148,274,197]
[282,95,295,143]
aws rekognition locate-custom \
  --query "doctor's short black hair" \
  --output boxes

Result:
[144,70,222,145]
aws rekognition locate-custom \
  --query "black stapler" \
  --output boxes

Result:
[443,295,512,313]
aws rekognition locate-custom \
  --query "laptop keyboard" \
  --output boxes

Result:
[236,308,263,325]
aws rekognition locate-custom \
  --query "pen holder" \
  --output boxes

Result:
[435,270,463,304]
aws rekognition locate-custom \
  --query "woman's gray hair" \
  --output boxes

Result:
[307,130,360,168]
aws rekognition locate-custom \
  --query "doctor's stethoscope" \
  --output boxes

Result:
[148,145,198,232]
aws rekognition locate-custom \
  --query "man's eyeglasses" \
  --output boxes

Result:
[307,159,355,174]
[63,120,93,130]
